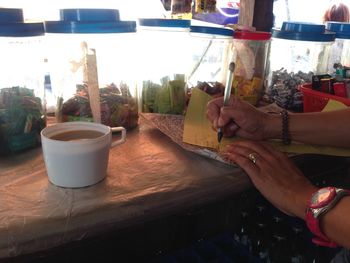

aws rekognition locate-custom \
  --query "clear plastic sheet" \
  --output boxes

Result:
[0,121,250,259]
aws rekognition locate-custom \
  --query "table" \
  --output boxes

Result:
[0,122,252,260]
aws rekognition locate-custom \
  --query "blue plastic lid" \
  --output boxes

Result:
[190,25,233,37]
[0,8,44,37]
[326,22,350,39]
[138,18,191,29]
[45,9,136,34]
[60,9,120,22]
[0,8,23,22]
[272,22,335,42]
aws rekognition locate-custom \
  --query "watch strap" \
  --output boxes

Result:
[306,210,338,247]
[306,188,350,248]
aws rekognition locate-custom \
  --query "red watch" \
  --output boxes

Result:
[306,187,350,247]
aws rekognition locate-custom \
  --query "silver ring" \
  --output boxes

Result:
[248,152,258,164]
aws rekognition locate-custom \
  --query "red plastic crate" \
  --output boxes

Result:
[300,83,350,112]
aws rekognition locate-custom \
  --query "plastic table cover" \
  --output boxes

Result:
[0,121,250,259]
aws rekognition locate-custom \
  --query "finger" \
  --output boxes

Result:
[206,108,219,129]
[226,144,264,172]
[257,141,286,158]
[230,141,306,186]
[223,149,261,177]
[218,106,240,127]
[217,97,244,127]
[218,97,255,123]
[224,146,270,189]
[227,140,279,165]
[210,120,239,137]
[229,141,309,186]
[207,96,224,111]
[258,142,303,174]
[206,97,224,129]
[231,140,289,167]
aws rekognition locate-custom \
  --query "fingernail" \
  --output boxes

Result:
[213,118,219,129]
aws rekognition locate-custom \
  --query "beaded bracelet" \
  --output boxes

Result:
[280,109,291,145]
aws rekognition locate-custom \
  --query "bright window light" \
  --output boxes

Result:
[0,0,167,21]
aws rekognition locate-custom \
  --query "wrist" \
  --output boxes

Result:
[296,186,319,220]
[321,195,350,228]
[263,113,282,140]
[263,111,293,144]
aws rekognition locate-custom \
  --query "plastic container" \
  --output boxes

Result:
[300,83,350,112]
[138,18,191,115]
[44,9,138,129]
[0,8,46,155]
[231,30,271,105]
[187,25,234,97]
[266,22,335,111]
[326,22,350,74]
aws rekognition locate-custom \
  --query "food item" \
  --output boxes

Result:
[192,81,224,97]
[268,68,313,112]
[231,35,270,106]
[60,83,138,130]
[141,74,187,115]
[0,86,45,154]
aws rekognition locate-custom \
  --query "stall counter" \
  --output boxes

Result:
[0,121,251,259]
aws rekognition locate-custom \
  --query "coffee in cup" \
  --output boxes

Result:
[49,130,105,141]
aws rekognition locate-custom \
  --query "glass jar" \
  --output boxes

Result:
[0,8,45,155]
[44,9,138,130]
[326,22,350,74]
[232,30,271,105]
[266,22,335,111]
[138,18,191,115]
[187,25,233,98]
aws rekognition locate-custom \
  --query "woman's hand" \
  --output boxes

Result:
[206,96,275,140]
[223,140,318,219]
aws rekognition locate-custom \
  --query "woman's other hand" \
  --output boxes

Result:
[223,140,318,219]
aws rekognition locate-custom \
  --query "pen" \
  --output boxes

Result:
[217,61,235,143]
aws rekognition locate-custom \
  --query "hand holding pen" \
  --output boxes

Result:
[207,87,269,142]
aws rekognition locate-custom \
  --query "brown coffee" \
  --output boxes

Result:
[50,130,105,141]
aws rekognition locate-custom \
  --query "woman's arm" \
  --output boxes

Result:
[265,109,350,148]
[321,196,350,248]
[207,96,350,148]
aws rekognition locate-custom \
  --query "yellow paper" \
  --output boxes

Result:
[183,88,219,149]
[183,89,350,157]
[322,99,348,112]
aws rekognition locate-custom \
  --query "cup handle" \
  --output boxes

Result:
[110,127,126,148]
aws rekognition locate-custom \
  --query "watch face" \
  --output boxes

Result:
[310,187,334,207]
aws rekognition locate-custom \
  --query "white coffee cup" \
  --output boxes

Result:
[41,122,126,188]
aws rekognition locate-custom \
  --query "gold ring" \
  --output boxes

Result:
[248,152,258,164]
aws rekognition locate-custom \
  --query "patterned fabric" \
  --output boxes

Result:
[331,249,350,263]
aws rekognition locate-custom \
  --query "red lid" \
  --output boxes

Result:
[233,30,271,40]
